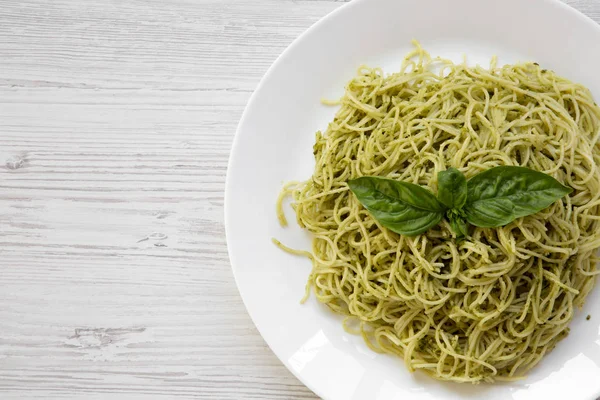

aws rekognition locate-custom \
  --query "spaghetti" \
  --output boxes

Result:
[276,42,600,382]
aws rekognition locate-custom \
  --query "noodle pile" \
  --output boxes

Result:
[276,42,600,383]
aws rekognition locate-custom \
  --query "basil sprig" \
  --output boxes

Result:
[348,166,572,239]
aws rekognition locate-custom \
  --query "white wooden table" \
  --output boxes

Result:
[0,1,599,399]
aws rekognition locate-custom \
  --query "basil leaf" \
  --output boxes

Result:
[437,168,467,210]
[348,176,445,236]
[464,166,573,228]
[449,214,469,240]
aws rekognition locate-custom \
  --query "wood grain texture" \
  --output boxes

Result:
[0,0,598,399]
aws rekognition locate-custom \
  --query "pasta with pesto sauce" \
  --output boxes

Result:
[275,42,600,383]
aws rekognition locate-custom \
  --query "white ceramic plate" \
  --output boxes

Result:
[225,0,600,399]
